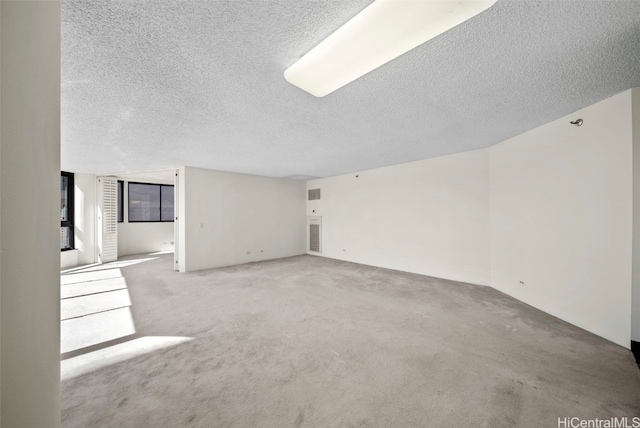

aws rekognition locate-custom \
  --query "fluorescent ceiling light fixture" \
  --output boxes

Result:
[284,0,497,97]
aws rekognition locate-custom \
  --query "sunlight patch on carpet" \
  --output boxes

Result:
[61,336,193,380]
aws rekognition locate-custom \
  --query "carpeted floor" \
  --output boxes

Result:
[61,254,640,427]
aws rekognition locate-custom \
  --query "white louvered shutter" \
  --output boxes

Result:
[97,177,118,263]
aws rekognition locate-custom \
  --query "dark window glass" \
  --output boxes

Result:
[129,183,160,222]
[128,182,174,222]
[61,175,70,222]
[161,185,174,221]
[117,180,124,223]
[61,172,74,250]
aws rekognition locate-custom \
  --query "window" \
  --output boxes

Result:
[160,185,174,221]
[128,182,174,222]
[117,180,124,223]
[61,171,74,250]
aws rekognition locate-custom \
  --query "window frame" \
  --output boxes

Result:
[61,171,75,251]
[117,180,124,223]
[127,181,174,223]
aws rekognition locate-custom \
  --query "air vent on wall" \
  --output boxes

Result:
[309,223,320,252]
[308,216,322,254]
[308,188,321,200]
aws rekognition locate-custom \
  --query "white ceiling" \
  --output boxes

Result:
[61,0,640,179]
[109,169,176,185]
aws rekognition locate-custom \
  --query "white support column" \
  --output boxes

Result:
[0,2,61,427]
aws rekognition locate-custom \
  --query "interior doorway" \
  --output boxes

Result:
[103,168,179,269]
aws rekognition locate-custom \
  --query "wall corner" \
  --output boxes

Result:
[631,87,640,342]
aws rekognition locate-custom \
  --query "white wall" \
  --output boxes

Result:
[490,90,633,348]
[181,167,306,272]
[74,173,97,265]
[307,149,490,286]
[309,90,634,348]
[60,250,78,270]
[1,2,61,427]
[117,178,175,257]
[118,222,174,256]
[118,222,173,257]
[632,88,640,342]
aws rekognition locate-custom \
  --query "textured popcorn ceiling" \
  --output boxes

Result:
[61,0,640,179]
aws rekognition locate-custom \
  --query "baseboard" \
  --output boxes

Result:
[631,341,640,365]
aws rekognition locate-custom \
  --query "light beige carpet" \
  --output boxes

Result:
[61,254,640,427]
